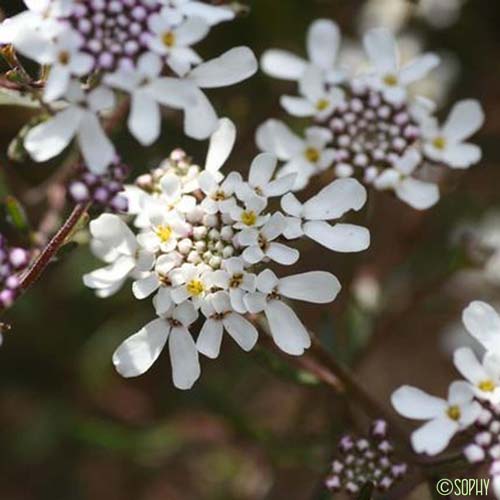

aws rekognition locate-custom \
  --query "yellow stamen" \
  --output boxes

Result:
[58,51,70,65]
[212,190,226,201]
[305,147,320,163]
[447,405,461,421]
[229,273,244,288]
[155,224,172,243]
[478,379,496,392]
[432,136,447,150]
[162,32,176,47]
[383,73,398,86]
[187,280,205,296]
[241,210,257,226]
[316,98,330,111]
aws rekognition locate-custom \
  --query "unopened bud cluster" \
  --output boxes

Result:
[325,420,408,495]
[0,235,30,309]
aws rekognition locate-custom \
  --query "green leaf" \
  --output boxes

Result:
[4,195,30,233]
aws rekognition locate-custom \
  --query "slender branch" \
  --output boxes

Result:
[14,202,90,301]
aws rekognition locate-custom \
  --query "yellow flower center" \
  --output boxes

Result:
[58,51,70,65]
[383,73,398,86]
[162,32,176,47]
[316,98,330,111]
[447,405,461,421]
[478,379,496,392]
[241,210,257,226]
[212,190,227,201]
[305,147,320,163]
[155,224,172,243]
[187,280,205,297]
[432,136,447,150]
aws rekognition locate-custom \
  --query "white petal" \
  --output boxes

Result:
[453,347,488,385]
[173,299,199,326]
[181,2,235,25]
[261,212,286,241]
[256,120,304,160]
[307,19,340,71]
[196,318,223,359]
[400,53,440,85]
[256,269,279,293]
[395,178,440,210]
[304,221,370,253]
[132,274,160,299]
[128,90,160,146]
[391,386,447,419]
[303,178,367,220]
[243,292,267,313]
[83,256,135,289]
[265,173,296,198]
[189,46,257,88]
[260,49,307,81]
[147,77,198,109]
[242,245,265,264]
[169,326,201,390]
[249,153,277,187]
[113,318,170,378]
[265,300,311,356]
[223,313,258,352]
[205,117,236,174]
[77,112,115,174]
[44,64,70,102]
[442,100,484,142]
[183,88,218,140]
[280,193,303,217]
[280,96,316,117]
[24,107,81,162]
[443,143,482,169]
[153,287,173,316]
[266,242,299,265]
[363,28,398,74]
[175,16,209,46]
[463,301,500,353]
[411,418,458,455]
[279,271,341,304]
[299,65,325,103]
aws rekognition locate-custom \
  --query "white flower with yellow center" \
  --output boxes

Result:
[112,301,200,390]
[391,381,481,455]
[169,263,213,307]
[230,196,268,230]
[422,99,484,169]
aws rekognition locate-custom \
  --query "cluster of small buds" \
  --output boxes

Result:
[325,82,420,183]
[68,0,163,72]
[0,235,31,309]
[68,158,130,212]
[84,119,370,389]
[325,420,408,496]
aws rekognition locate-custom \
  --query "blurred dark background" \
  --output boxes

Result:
[1,0,500,498]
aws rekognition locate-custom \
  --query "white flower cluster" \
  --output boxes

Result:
[258,19,484,210]
[392,301,500,462]
[0,0,257,173]
[84,120,370,389]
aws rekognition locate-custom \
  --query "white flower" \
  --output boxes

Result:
[198,171,241,214]
[112,301,200,390]
[148,14,209,76]
[362,28,440,104]
[256,120,335,190]
[197,291,258,358]
[83,214,154,298]
[230,196,268,230]
[463,301,500,356]
[183,47,258,139]
[422,99,484,169]
[373,149,439,210]
[169,263,213,307]
[235,153,296,202]
[391,381,481,455]
[261,19,345,84]
[281,66,345,120]
[104,53,197,145]
[244,269,341,355]
[35,29,94,102]
[281,178,370,252]
[238,213,300,266]
[24,83,116,173]
[453,347,500,403]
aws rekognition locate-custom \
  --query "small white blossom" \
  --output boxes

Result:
[391,381,481,455]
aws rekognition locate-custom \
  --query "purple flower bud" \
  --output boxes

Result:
[69,181,91,203]
[94,187,111,204]
[5,275,20,290]
[109,195,129,213]
[0,288,16,308]
[9,248,29,269]
[370,419,387,440]
[339,435,354,453]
